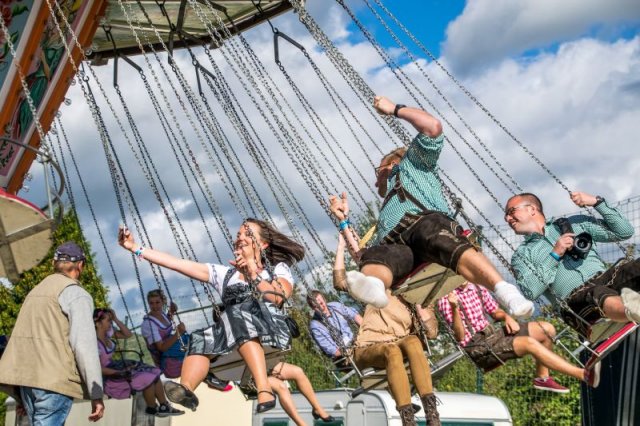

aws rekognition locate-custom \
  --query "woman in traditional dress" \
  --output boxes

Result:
[142,289,232,391]
[118,219,303,413]
[94,308,183,417]
[141,290,188,379]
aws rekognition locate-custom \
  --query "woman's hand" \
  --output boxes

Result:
[169,302,178,316]
[106,309,116,321]
[176,322,186,334]
[118,225,136,251]
[230,249,259,280]
[329,192,349,221]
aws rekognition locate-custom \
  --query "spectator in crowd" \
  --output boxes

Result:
[0,242,104,424]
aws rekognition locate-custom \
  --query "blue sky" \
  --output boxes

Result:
[343,0,466,58]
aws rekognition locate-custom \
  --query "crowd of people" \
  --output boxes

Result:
[0,95,637,426]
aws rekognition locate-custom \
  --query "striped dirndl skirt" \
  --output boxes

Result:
[188,284,291,356]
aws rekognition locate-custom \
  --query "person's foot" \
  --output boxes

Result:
[164,381,199,411]
[256,390,277,414]
[156,403,185,417]
[145,406,159,416]
[204,373,233,392]
[621,288,640,322]
[346,271,388,308]
[493,282,534,319]
[312,409,335,422]
[584,362,602,388]
[533,376,570,394]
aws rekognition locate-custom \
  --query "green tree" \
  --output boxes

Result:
[0,209,110,423]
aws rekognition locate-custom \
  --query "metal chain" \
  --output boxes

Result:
[340,0,520,195]
[361,0,522,194]
[50,118,146,351]
[336,0,517,205]
[187,0,335,223]
[112,81,211,323]
[39,0,193,316]
[369,0,568,193]
[118,0,235,247]
[273,44,374,210]
[288,0,412,145]
[198,71,328,285]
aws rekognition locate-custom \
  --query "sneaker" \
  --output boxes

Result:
[164,381,199,411]
[493,282,534,319]
[533,376,570,394]
[346,271,388,308]
[584,361,602,388]
[145,406,159,416]
[157,403,185,417]
[621,288,640,323]
[204,373,233,392]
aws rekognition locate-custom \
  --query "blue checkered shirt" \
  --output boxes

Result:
[372,132,451,245]
[511,200,634,301]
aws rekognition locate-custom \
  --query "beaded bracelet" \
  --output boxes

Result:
[134,246,145,260]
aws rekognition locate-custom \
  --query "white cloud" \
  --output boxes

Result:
[443,0,640,73]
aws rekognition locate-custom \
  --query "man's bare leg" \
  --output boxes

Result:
[457,249,534,318]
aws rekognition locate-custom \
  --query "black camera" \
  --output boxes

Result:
[554,218,593,260]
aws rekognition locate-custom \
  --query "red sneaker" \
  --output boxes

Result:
[584,362,602,388]
[533,376,570,394]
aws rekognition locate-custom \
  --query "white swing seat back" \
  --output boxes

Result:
[392,262,466,307]
[0,189,54,282]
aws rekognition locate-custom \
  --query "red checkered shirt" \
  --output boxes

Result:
[437,283,499,346]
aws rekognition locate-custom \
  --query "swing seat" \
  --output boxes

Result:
[351,363,407,398]
[392,263,466,307]
[208,346,289,391]
[429,349,465,381]
[0,189,54,282]
[585,322,638,369]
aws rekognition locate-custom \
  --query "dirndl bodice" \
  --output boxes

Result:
[188,268,291,357]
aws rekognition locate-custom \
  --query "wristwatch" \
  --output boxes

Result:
[594,196,605,207]
[393,104,406,117]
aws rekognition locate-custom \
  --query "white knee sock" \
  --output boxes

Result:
[493,281,534,319]
[621,288,640,323]
[346,271,389,308]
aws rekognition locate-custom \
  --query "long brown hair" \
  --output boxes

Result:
[245,218,305,266]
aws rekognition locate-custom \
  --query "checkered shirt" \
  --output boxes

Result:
[437,283,499,346]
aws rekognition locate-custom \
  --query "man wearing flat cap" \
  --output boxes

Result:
[0,242,105,424]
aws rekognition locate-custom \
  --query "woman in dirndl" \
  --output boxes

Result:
[141,289,188,379]
[94,308,184,416]
[118,218,303,413]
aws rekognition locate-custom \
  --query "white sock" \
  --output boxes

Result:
[493,281,534,319]
[621,288,640,323]
[346,271,389,308]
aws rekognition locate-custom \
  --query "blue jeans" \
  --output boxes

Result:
[19,386,73,426]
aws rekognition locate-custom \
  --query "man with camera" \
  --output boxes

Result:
[505,191,640,333]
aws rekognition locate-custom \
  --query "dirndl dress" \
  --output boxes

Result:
[141,312,188,378]
[188,263,292,356]
[98,338,162,399]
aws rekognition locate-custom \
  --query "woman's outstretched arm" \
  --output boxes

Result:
[118,226,209,282]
